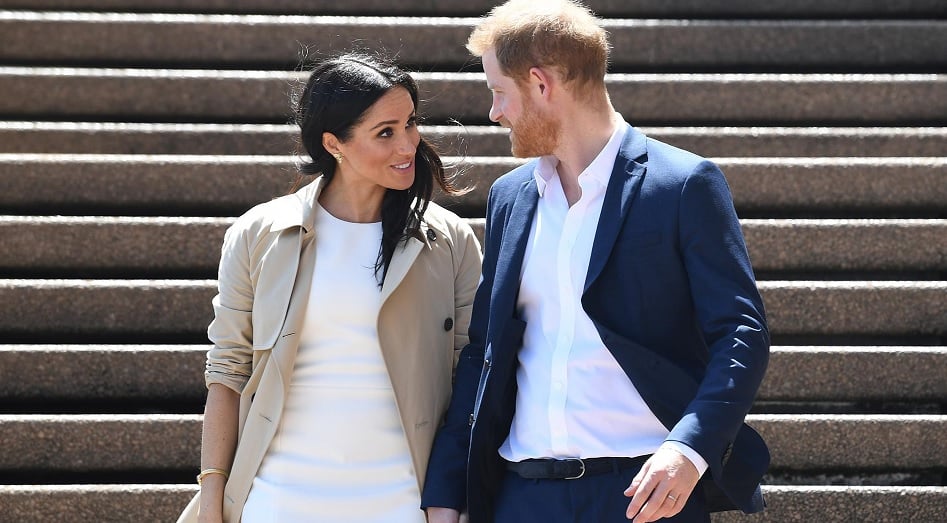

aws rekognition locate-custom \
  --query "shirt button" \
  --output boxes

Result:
[443,317,454,331]
[427,229,437,241]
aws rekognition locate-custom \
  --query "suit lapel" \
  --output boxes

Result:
[492,176,539,325]
[584,125,648,292]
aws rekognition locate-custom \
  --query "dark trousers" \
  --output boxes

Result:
[494,460,710,523]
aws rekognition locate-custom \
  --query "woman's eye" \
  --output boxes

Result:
[406,117,418,128]
[378,128,393,138]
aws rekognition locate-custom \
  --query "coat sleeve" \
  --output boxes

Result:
[664,160,770,478]
[421,187,500,511]
[204,220,255,394]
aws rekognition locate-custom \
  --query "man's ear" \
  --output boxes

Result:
[527,66,555,100]
[322,132,342,156]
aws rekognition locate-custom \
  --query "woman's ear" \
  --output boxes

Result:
[322,132,342,156]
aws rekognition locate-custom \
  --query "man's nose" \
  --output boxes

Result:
[488,100,502,123]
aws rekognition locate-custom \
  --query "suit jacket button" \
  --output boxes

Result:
[427,229,437,241]
[444,317,454,331]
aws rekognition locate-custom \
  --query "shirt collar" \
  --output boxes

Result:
[532,115,628,197]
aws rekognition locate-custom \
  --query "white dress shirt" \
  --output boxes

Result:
[497,120,707,476]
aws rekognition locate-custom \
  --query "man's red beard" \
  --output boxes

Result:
[509,99,560,158]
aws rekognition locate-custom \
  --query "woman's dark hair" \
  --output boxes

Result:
[293,53,461,284]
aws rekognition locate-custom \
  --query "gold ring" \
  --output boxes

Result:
[667,494,678,502]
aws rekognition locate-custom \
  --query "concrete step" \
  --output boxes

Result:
[1,485,944,523]
[751,415,947,471]
[0,486,944,523]
[0,485,197,523]
[0,345,206,404]
[2,68,945,124]
[1,414,943,472]
[0,280,215,340]
[762,347,947,403]
[0,280,944,339]
[687,158,947,218]
[2,155,943,217]
[760,281,946,338]
[711,487,947,523]
[3,345,944,405]
[3,13,944,71]
[0,217,230,276]
[739,219,947,275]
[0,414,201,471]
[1,0,943,18]
[0,154,293,216]
[4,122,947,158]
[2,217,944,277]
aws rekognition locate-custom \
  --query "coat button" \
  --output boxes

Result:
[426,229,437,241]
[443,317,454,331]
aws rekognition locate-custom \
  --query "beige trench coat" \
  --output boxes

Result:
[179,177,482,522]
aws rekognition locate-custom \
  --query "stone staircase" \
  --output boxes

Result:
[1,1,945,521]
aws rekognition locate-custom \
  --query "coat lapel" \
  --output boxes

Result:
[271,232,317,393]
[251,178,322,350]
[380,232,426,307]
[584,125,648,292]
[261,179,322,389]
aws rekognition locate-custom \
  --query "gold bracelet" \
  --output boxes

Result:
[196,468,230,485]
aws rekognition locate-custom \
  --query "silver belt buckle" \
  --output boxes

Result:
[564,458,586,480]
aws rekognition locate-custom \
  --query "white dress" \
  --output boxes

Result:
[241,204,425,523]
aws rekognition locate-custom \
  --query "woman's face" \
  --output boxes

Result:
[329,87,420,193]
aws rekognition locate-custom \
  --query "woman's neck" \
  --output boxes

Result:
[317,176,385,223]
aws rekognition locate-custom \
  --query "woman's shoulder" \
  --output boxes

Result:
[226,191,306,241]
[421,202,477,241]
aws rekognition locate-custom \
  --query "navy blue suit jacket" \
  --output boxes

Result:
[422,125,770,522]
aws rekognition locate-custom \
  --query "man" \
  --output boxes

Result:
[423,1,770,522]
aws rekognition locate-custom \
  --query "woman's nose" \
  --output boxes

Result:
[398,134,417,154]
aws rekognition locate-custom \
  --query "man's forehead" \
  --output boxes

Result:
[483,67,512,88]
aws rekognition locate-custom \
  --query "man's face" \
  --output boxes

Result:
[482,48,559,158]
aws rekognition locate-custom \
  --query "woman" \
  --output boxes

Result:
[181,53,482,522]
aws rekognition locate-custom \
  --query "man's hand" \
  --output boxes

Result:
[426,507,461,523]
[624,446,700,522]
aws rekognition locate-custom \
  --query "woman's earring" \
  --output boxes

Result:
[333,152,344,164]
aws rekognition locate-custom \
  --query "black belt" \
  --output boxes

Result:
[505,456,648,480]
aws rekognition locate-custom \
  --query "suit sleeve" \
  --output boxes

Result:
[421,187,501,511]
[664,160,770,479]
[450,217,483,356]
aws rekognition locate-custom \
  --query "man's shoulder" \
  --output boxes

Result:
[644,135,710,173]
[637,133,729,192]
[490,159,536,196]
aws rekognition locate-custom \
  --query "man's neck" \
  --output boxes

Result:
[553,105,620,205]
